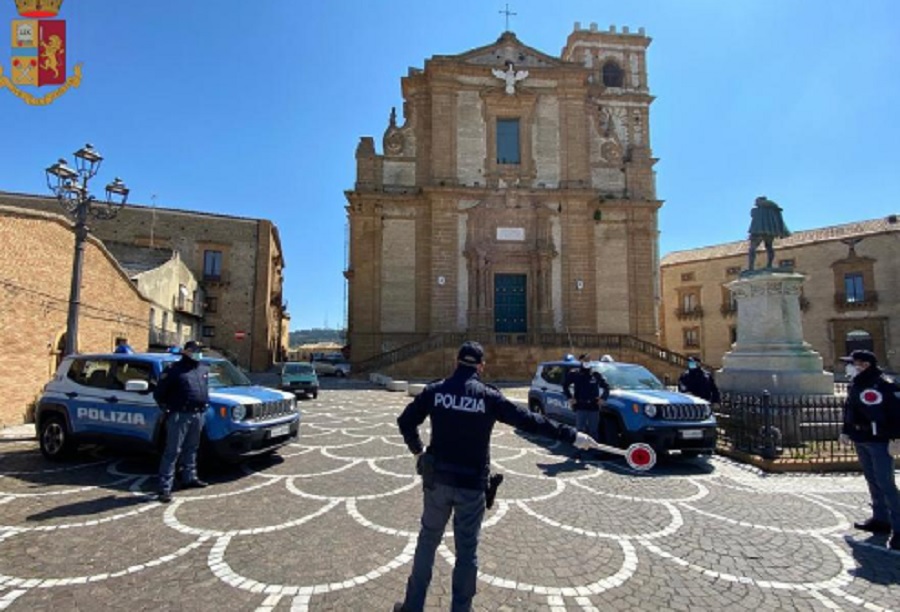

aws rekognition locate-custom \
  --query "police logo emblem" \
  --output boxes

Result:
[860,389,883,406]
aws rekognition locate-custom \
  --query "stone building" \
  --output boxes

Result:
[0,206,150,426]
[346,24,662,377]
[105,242,203,349]
[660,215,900,373]
[0,191,288,372]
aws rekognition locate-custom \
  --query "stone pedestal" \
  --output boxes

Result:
[717,271,833,395]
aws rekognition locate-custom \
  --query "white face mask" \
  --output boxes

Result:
[688,362,698,370]
[844,363,858,379]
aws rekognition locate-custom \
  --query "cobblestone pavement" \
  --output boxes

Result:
[1,381,898,611]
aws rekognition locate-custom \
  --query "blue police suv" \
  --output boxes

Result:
[36,352,301,462]
[528,356,717,458]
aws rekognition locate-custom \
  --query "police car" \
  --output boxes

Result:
[527,356,716,457]
[36,352,301,462]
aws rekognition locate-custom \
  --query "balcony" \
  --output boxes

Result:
[834,291,878,312]
[173,295,203,317]
[201,271,230,286]
[149,327,180,348]
[720,303,737,317]
[675,306,704,321]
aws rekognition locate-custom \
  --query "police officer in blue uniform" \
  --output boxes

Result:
[563,354,610,457]
[678,357,721,403]
[154,340,210,503]
[840,349,900,550]
[394,341,599,612]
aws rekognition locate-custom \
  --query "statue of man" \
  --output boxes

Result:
[747,196,791,270]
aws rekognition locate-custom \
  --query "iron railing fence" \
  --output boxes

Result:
[714,391,857,464]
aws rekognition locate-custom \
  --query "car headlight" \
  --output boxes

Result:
[231,404,247,421]
[703,404,713,419]
[644,404,658,418]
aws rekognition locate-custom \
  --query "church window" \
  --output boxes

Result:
[496,118,520,164]
[602,61,624,87]
[844,273,864,302]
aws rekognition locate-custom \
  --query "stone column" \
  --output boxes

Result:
[717,271,833,395]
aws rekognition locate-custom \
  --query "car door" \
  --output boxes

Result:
[64,357,129,437]
[106,359,164,444]
[541,365,573,423]
[315,359,335,376]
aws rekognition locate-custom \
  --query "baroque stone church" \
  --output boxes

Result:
[346,23,661,373]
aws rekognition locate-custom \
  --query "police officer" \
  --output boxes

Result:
[563,354,610,457]
[839,349,900,550]
[394,341,599,612]
[114,338,134,354]
[678,357,721,403]
[154,340,210,503]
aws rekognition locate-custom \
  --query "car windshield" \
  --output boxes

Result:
[283,363,313,375]
[594,363,664,391]
[204,359,252,388]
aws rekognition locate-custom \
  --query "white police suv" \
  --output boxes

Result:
[36,352,301,462]
[528,356,717,458]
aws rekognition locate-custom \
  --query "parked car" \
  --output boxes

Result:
[313,354,351,377]
[527,356,716,458]
[36,352,301,463]
[281,361,319,399]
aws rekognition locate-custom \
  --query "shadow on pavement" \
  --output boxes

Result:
[27,494,148,522]
[845,535,900,585]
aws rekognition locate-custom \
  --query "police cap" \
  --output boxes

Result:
[457,341,484,367]
[840,349,877,366]
[183,340,204,353]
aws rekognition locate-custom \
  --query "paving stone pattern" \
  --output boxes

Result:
[0,383,898,611]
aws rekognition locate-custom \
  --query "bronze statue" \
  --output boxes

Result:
[747,196,791,270]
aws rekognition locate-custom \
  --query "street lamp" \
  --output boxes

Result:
[46,143,129,356]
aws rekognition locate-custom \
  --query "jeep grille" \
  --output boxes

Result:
[250,399,294,420]
[660,404,708,421]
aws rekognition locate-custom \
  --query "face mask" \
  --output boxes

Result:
[688,362,698,370]
[844,363,857,379]
[185,351,202,361]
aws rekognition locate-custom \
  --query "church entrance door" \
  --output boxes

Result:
[494,274,527,333]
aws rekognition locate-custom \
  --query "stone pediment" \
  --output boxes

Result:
[441,32,563,69]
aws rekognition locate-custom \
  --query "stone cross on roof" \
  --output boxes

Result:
[499,3,517,32]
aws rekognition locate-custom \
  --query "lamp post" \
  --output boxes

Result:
[46,144,129,356]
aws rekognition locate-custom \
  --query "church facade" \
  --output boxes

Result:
[346,24,661,365]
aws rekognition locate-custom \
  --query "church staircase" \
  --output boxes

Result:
[353,333,693,383]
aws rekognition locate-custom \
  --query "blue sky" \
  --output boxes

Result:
[2,1,898,331]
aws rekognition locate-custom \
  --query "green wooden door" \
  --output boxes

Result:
[494,274,527,333]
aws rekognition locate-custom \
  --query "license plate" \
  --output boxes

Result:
[680,429,703,440]
[269,424,290,438]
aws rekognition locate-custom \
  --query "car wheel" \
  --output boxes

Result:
[312,391,318,399]
[40,415,73,461]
